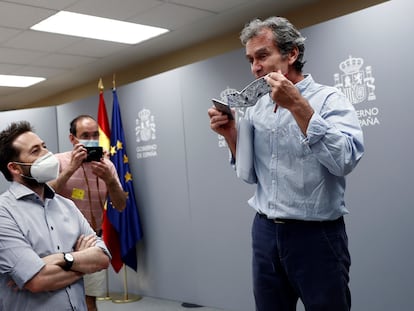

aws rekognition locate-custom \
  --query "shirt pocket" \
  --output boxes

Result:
[284,124,312,157]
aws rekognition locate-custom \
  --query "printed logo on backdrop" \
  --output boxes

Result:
[333,55,379,127]
[135,108,158,159]
[216,87,248,148]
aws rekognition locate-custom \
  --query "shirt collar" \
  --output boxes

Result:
[295,74,313,93]
[9,181,56,200]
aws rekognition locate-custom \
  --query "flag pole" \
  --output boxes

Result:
[112,264,141,303]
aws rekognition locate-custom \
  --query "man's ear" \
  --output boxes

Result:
[287,46,299,65]
[7,162,22,177]
[69,133,77,145]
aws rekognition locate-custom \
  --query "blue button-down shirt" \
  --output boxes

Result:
[0,182,110,311]
[243,74,364,220]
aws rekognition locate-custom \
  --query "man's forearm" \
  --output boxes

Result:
[225,129,238,160]
[42,245,109,276]
[24,264,83,293]
[107,178,127,211]
[71,246,110,274]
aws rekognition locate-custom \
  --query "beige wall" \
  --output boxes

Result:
[26,0,388,109]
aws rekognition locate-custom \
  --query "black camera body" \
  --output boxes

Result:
[84,146,103,162]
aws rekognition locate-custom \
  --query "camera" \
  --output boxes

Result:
[84,146,103,162]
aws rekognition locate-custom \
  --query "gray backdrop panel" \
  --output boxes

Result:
[179,49,256,309]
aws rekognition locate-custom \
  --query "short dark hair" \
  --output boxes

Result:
[0,121,33,181]
[240,16,306,72]
[69,115,95,136]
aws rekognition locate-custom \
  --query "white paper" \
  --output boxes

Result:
[236,118,257,184]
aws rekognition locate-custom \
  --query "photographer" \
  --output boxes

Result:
[49,115,126,311]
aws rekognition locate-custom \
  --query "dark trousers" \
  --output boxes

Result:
[252,213,351,311]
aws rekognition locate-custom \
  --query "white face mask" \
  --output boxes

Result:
[16,152,60,183]
[78,139,99,147]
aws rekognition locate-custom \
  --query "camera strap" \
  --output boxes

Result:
[81,164,105,233]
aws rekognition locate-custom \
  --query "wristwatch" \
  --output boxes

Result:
[62,252,74,271]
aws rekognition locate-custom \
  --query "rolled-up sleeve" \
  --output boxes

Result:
[0,207,45,289]
[304,92,364,176]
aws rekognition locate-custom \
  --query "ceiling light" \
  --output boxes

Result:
[0,75,45,87]
[31,11,169,44]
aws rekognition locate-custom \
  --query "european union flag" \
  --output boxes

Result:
[108,88,143,271]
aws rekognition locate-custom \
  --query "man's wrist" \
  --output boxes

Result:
[105,177,118,187]
[62,252,74,271]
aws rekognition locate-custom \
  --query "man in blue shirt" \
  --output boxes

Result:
[208,17,364,310]
[0,121,111,311]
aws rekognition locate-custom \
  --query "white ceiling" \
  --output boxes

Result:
[0,0,358,111]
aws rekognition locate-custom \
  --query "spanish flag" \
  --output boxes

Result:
[98,79,123,272]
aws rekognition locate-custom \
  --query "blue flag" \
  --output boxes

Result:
[108,88,143,271]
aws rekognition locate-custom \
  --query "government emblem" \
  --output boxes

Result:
[334,55,376,105]
[135,108,156,142]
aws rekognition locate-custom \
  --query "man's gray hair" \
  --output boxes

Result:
[240,16,306,72]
